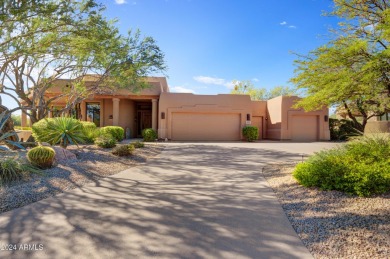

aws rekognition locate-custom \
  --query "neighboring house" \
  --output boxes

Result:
[21,76,330,141]
[336,107,390,134]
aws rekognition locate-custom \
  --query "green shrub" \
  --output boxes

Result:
[81,122,99,144]
[329,118,362,141]
[14,126,32,131]
[132,140,145,148]
[242,126,259,142]
[27,146,56,169]
[0,157,40,185]
[142,128,157,142]
[31,118,55,143]
[293,134,390,197]
[112,144,135,156]
[100,126,124,142]
[95,133,117,148]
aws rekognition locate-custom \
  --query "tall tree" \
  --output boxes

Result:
[291,0,390,131]
[231,80,296,100]
[0,0,166,124]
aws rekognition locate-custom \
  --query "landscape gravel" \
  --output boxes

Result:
[262,163,390,259]
[0,143,164,214]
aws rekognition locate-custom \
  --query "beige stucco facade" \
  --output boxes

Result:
[22,76,330,141]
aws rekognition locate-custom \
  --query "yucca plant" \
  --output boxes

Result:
[0,157,41,185]
[45,117,85,148]
[0,111,24,150]
[27,146,56,169]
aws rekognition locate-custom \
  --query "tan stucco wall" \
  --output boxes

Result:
[365,121,390,134]
[158,93,253,140]
[267,96,330,141]
[266,96,283,139]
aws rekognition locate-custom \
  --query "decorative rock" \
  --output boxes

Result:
[52,146,77,163]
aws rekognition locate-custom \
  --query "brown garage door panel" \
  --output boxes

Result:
[291,116,318,141]
[172,113,241,141]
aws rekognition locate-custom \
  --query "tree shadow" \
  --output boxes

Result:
[0,144,315,258]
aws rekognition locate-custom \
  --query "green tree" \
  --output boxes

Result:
[291,0,390,131]
[0,0,166,124]
[11,114,21,126]
[231,80,296,100]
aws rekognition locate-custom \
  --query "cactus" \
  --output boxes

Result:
[27,146,55,169]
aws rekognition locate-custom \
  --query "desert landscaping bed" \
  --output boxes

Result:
[0,143,164,214]
[262,163,390,259]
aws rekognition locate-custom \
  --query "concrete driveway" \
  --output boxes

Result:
[0,141,338,259]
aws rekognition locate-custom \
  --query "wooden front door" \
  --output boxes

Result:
[137,110,152,137]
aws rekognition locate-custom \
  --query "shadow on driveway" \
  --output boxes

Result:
[0,144,313,259]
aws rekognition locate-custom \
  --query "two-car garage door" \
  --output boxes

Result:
[171,113,241,141]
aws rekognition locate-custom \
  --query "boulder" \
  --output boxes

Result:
[52,146,77,163]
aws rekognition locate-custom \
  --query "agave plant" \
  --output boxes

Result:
[0,111,24,150]
[45,117,85,148]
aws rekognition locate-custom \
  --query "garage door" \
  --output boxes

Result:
[291,116,318,141]
[171,113,241,141]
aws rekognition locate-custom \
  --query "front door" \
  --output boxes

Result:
[136,102,153,137]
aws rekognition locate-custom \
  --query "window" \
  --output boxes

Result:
[86,103,100,127]
[379,113,390,121]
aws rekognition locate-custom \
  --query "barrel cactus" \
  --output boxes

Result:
[27,146,56,169]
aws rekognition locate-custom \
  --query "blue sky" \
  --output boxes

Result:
[105,0,339,94]
[2,0,340,111]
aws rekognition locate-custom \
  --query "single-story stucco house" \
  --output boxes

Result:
[21,76,331,141]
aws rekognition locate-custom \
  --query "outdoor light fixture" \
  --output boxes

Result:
[161,112,165,119]
[247,114,250,121]
[324,115,328,122]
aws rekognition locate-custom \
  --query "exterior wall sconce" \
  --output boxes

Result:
[108,115,113,119]
[246,114,250,121]
[324,115,328,122]
[161,112,165,119]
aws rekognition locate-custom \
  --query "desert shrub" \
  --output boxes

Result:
[27,146,56,169]
[14,126,32,131]
[132,140,145,148]
[95,133,116,148]
[329,118,362,141]
[293,134,390,197]
[242,126,259,142]
[81,122,99,144]
[31,118,55,143]
[112,144,135,156]
[100,126,124,142]
[142,128,157,142]
[0,157,40,185]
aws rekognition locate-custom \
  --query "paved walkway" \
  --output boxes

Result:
[0,141,338,259]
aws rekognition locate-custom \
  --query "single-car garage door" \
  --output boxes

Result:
[171,113,241,141]
[291,115,318,141]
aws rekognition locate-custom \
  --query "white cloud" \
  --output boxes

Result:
[280,21,287,25]
[193,76,225,85]
[115,0,127,4]
[193,76,234,89]
[252,78,259,82]
[288,25,297,29]
[170,86,195,94]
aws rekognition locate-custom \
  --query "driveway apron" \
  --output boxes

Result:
[0,142,326,259]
